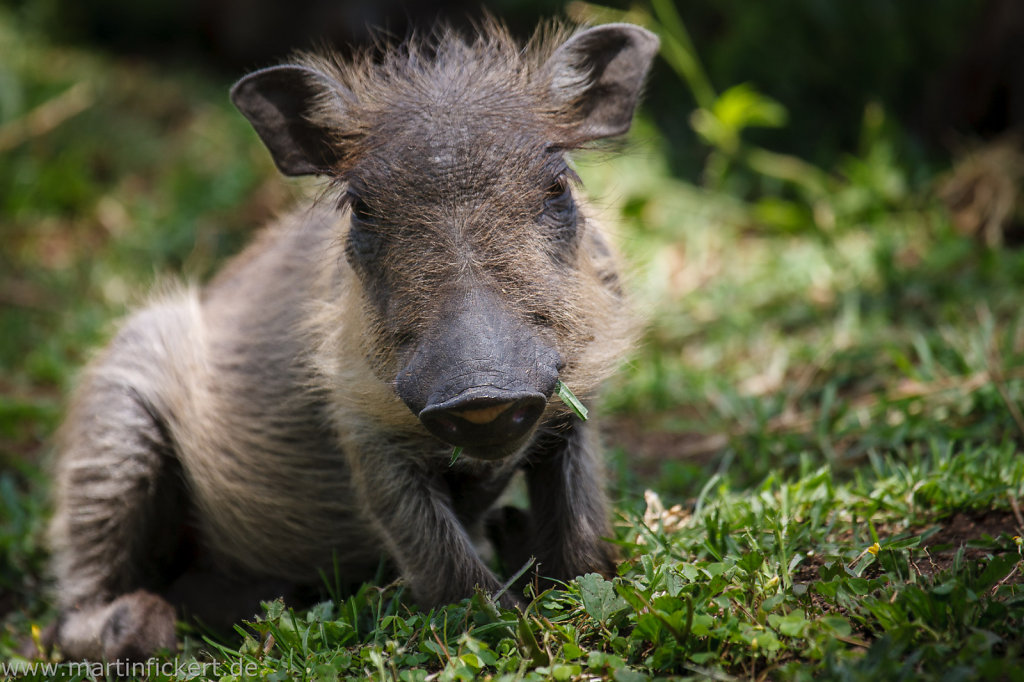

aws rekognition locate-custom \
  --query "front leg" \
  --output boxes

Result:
[524,417,617,583]
[349,444,517,608]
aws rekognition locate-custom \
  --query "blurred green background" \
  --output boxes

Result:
[2,0,1024,649]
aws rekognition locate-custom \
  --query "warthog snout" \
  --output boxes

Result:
[396,289,562,457]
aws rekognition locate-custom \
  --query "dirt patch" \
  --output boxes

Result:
[916,509,1023,581]
[792,508,1023,586]
[921,509,1022,549]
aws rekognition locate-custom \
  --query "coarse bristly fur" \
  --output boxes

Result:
[46,19,658,662]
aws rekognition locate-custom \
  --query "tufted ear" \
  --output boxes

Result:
[230,65,349,176]
[545,23,660,144]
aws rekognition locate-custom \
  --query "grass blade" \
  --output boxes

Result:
[556,380,589,421]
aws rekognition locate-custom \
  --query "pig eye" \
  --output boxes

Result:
[344,196,383,267]
[541,175,578,242]
[348,195,374,224]
[544,176,572,207]
[343,191,384,265]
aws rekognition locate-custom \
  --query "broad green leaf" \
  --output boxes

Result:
[577,573,627,624]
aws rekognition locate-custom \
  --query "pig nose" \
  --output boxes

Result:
[419,392,547,448]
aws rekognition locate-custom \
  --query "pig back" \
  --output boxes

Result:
[177,206,381,581]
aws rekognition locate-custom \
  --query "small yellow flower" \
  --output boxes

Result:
[751,637,759,650]
[1014,535,1022,547]
[867,542,881,555]
[765,575,780,589]
[30,623,44,658]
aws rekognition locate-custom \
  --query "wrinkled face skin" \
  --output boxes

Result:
[342,96,584,458]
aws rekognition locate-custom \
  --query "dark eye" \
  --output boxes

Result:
[343,193,383,266]
[540,174,578,243]
[348,194,374,224]
[545,176,572,211]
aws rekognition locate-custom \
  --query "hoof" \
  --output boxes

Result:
[57,590,177,661]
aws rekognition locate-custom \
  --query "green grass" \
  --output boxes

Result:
[2,6,1024,680]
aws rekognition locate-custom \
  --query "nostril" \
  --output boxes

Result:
[432,415,461,438]
[509,406,531,426]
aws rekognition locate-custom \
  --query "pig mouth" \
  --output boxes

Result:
[453,439,536,461]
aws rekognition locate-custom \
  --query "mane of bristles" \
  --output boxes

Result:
[293,19,579,167]
[299,18,574,98]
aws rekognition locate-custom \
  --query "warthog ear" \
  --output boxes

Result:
[546,23,660,144]
[230,65,348,176]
